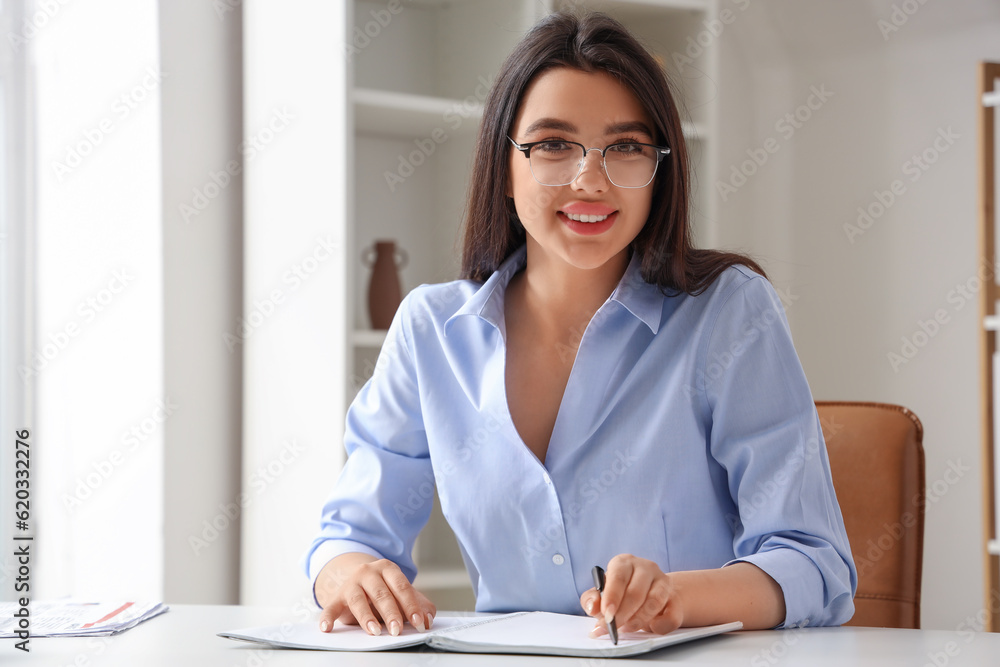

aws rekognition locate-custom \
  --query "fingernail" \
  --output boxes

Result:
[319,620,330,632]
[390,620,401,636]
[604,608,615,624]
[426,613,434,629]
[412,613,425,632]
[367,620,381,636]
[586,600,594,615]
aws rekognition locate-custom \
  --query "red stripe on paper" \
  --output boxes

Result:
[81,602,135,629]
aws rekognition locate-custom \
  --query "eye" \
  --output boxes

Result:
[607,142,644,155]
[533,141,574,155]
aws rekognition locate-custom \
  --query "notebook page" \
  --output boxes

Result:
[427,611,742,658]
[220,615,477,652]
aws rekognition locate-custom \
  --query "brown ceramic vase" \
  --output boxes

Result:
[363,239,407,330]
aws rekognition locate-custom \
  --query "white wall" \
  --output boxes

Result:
[241,0,349,607]
[715,0,1000,629]
[160,0,244,604]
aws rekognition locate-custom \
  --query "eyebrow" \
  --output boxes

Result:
[522,117,654,139]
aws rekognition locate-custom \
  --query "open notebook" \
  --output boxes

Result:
[219,611,742,658]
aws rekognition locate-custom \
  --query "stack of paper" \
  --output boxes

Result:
[0,600,168,637]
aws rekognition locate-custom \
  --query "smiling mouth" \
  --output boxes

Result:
[562,212,613,223]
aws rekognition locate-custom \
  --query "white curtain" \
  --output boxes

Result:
[30,0,164,600]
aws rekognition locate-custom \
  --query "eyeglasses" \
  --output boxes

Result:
[507,136,670,188]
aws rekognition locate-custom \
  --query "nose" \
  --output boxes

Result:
[572,148,608,191]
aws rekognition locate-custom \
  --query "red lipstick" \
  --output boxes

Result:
[558,201,618,236]
[560,202,617,216]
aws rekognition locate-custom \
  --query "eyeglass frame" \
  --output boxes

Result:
[506,135,671,188]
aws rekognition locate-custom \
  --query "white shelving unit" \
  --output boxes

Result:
[347,0,718,610]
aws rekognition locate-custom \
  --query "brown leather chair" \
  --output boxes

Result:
[816,401,925,629]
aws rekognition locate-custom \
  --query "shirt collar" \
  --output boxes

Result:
[444,245,527,336]
[610,249,663,335]
[444,244,663,336]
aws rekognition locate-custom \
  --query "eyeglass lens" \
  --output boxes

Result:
[528,142,660,187]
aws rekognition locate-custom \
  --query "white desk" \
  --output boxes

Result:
[4,605,1000,666]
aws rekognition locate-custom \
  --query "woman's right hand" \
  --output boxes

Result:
[315,553,436,636]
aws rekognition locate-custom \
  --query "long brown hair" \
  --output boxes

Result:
[459,11,765,294]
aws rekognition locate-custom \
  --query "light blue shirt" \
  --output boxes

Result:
[304,244,857,628]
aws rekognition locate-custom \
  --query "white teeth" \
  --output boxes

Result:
[565,212,610,223]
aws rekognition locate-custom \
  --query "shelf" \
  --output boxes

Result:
[354,86,703,147]
[353,88,483,139]
[352,329,388,348]
[354,90,704,133]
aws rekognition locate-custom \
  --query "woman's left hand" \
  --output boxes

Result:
[579,554,684,636]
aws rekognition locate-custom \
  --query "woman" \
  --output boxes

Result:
[305,11,856,638]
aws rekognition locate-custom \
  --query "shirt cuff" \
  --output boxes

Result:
[725,548,824,629]
[307,540,386,609]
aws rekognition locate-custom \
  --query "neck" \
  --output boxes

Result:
[514,240,630,335]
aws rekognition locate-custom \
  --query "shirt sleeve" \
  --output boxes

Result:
[702,273,858,627]
[300,292,433,608]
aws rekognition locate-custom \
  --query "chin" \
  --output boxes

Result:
[560,246,628,271]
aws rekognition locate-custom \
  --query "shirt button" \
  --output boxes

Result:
[552,554,565,565]
[543,474,552,485]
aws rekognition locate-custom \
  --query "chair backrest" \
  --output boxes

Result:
[816,401,925,629]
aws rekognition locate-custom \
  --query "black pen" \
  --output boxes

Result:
[591,565,618,645]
